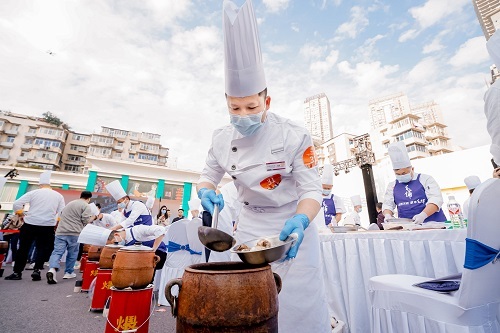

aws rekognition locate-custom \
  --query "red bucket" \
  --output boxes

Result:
[104,285,153,333]
[80,254,88,273]
[82,260,99,292]
[90,268,113,311]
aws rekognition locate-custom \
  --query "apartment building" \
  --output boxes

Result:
[472,0,500,40]
[304,93,334,143]
[316,133,357,166]
[0,111,170,173]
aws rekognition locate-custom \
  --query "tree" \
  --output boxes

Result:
[42,111,70,130]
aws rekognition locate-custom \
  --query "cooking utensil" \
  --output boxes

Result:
[331,225,358,233]
[385,218,414,224]
[198,204,236,252]
[230,234,298,265]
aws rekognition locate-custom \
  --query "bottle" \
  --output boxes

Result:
[447,196,464,229]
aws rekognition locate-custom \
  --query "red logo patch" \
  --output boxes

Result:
[260,174,282,190]
[302,146,318,169]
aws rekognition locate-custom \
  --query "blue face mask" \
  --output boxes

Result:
[230,110,265,136]
[322,189,331,196]
[117,201,127,209]
[396,173,413,183]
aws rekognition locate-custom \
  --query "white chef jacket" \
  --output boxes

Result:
[120,200,150,228]
[13,188,65,226]
[329,194,346,214]
[382,173,444,214]
[110,210,125,224]
[124,224,166,243]
[93,213,117,229]
[463,197,471,220]
[199,112,331,333]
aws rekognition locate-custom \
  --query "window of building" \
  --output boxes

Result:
[72,134,87,141]
[35,138,61,148]
[35,151,57,160]
[28,162,55,170]
[25,138,34,144]
[27,127,37,134]
[0,120,4,127]
[138,153,158,161]
[67,154,85,162]
[114,153,121,158]
[89,147,111,156]
[40,127,63,137]
[64,165,81,172]
[140,143,159,151]
[129,153,135,159]
[7,136,15,143]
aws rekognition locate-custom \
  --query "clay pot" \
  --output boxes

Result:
[0,241,8,255]
[82,244,91,254]
[111,243,160,289]
[88,245,103,262]
[99,243,123,269]
[165,261,282,332]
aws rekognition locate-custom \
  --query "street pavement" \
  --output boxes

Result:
[0,264,176,333]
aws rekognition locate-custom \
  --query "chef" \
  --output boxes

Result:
[350,195,362,226]
[320,164,346,227]
[105,180,153,230]
[463,176,481,220]
[485,31,500,176]
[382,141,446,224]
[89,203,118,229]
[196,1,331,332]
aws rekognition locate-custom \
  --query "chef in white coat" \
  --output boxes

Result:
[196,1,330,332]
[89,203,118,229]
[320,164,346,228]
[350,195,362,226]
[382,141,446,223]
[485,31,500,176]
[463,176,481,220]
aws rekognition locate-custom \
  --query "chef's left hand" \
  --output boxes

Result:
[412,211,428,225]
[279,214,309,259]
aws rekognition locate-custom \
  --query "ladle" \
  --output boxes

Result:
[198,204,236,252]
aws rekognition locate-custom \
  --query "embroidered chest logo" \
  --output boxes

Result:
[302,146,318,169]
[405,185,413,199]
[260,174,282,190]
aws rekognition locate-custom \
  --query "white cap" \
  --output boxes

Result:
[88,203,99,216]
[0,177,6,192]
[223,0,266,97]
[388,142,411,170]
[351,195,362,206]
[188,197,201,211]
[487,30,500,66]
[78,224,112,246]
[464,176,481,190]
[39,171,52,185]
[105,180,127,201]
[321,164,334,185]
[145,196,155,209]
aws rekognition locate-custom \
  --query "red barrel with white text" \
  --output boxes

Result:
[90,268,113,311]
[104,285,153,333]
[81,260,99,293]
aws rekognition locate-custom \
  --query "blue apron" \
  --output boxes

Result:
[393,174,446,222]
[123,201,153,226]
[322,194,337,225]
[125,227,167,252]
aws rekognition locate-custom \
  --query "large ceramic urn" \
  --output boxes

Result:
[111,243,160,289]
[99,242,123,269]
[87,245,104,262]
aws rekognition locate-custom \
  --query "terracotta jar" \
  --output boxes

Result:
[99,243,123,269]
[0,241,8,255]
[82,244,91,254]
[111,243,160,289]
[165,262,282,332]
[88,245,104,262]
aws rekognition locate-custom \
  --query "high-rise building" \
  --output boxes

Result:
[303,93,334,143]
[0,110,170,173]
[472,0,500,40]
[368,92,455,162]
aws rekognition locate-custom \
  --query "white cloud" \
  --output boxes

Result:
[299,44,327,60]
[354,34,385,61]
[407,57,439,83]
[409,0,469,30]
[291,23,299,32]
[262,0,290,13]
[310,50,339,76]
[335,6,369,39]
[449,36,490,67]
[266,43,289,54]
[398,29,419,42]
[422,38,444,54]
[337,60,400,94]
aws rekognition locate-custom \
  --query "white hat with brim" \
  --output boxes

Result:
[88,203,99,216]
[388,141,411,170]
[145,196,155,209]
[321,164,334,185]
[39,171,52,185]
[188,197,201,211]
[78,224,112,246]
[464,176,481,191]
[105,180,127,201]
[351,195,362,206]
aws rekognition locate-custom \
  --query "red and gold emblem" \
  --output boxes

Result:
[260,174,282,190]
[302,146,318,169]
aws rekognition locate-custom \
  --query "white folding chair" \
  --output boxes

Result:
[184,218,204,264]
[157,219,194,306]
[369,178,500,333]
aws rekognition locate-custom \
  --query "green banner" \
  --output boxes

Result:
[182,182,192,214]
[16,180,29,199]
[86,171,98,192]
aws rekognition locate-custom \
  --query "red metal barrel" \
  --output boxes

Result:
[90,268,113,311]
[81,260,99,293]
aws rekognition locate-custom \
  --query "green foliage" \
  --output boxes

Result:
[42,111,71,130]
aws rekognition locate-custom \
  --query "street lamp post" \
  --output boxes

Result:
[332,134,378,224]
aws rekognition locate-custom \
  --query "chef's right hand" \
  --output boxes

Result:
[279,214,309,259]
[198,188,224,215]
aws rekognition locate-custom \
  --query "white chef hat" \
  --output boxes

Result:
[487,30,500,66]
[188,197,201,211]
[0,177,6,192]
[145,196,155,210]
[321,164,334,186]
[78,224,112,246]
[388,141,411,170]
[223,0,266,97]
[39,170,52,185]
[351,195,362,207]
[88,202,100,216]
[105,180,127,201]
[464,176,481,191]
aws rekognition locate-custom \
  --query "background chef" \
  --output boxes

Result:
[382,141,446,224]
[195,1,331,332]
[320,163,346,228]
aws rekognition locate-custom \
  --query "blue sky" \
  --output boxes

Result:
[0,0,493,171]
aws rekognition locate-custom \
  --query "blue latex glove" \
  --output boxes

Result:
[198,188,224,215]
[279,214,309,259]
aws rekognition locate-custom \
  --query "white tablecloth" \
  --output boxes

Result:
[319,229,467,333]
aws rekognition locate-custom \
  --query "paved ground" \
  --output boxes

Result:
[0,263,176,333]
